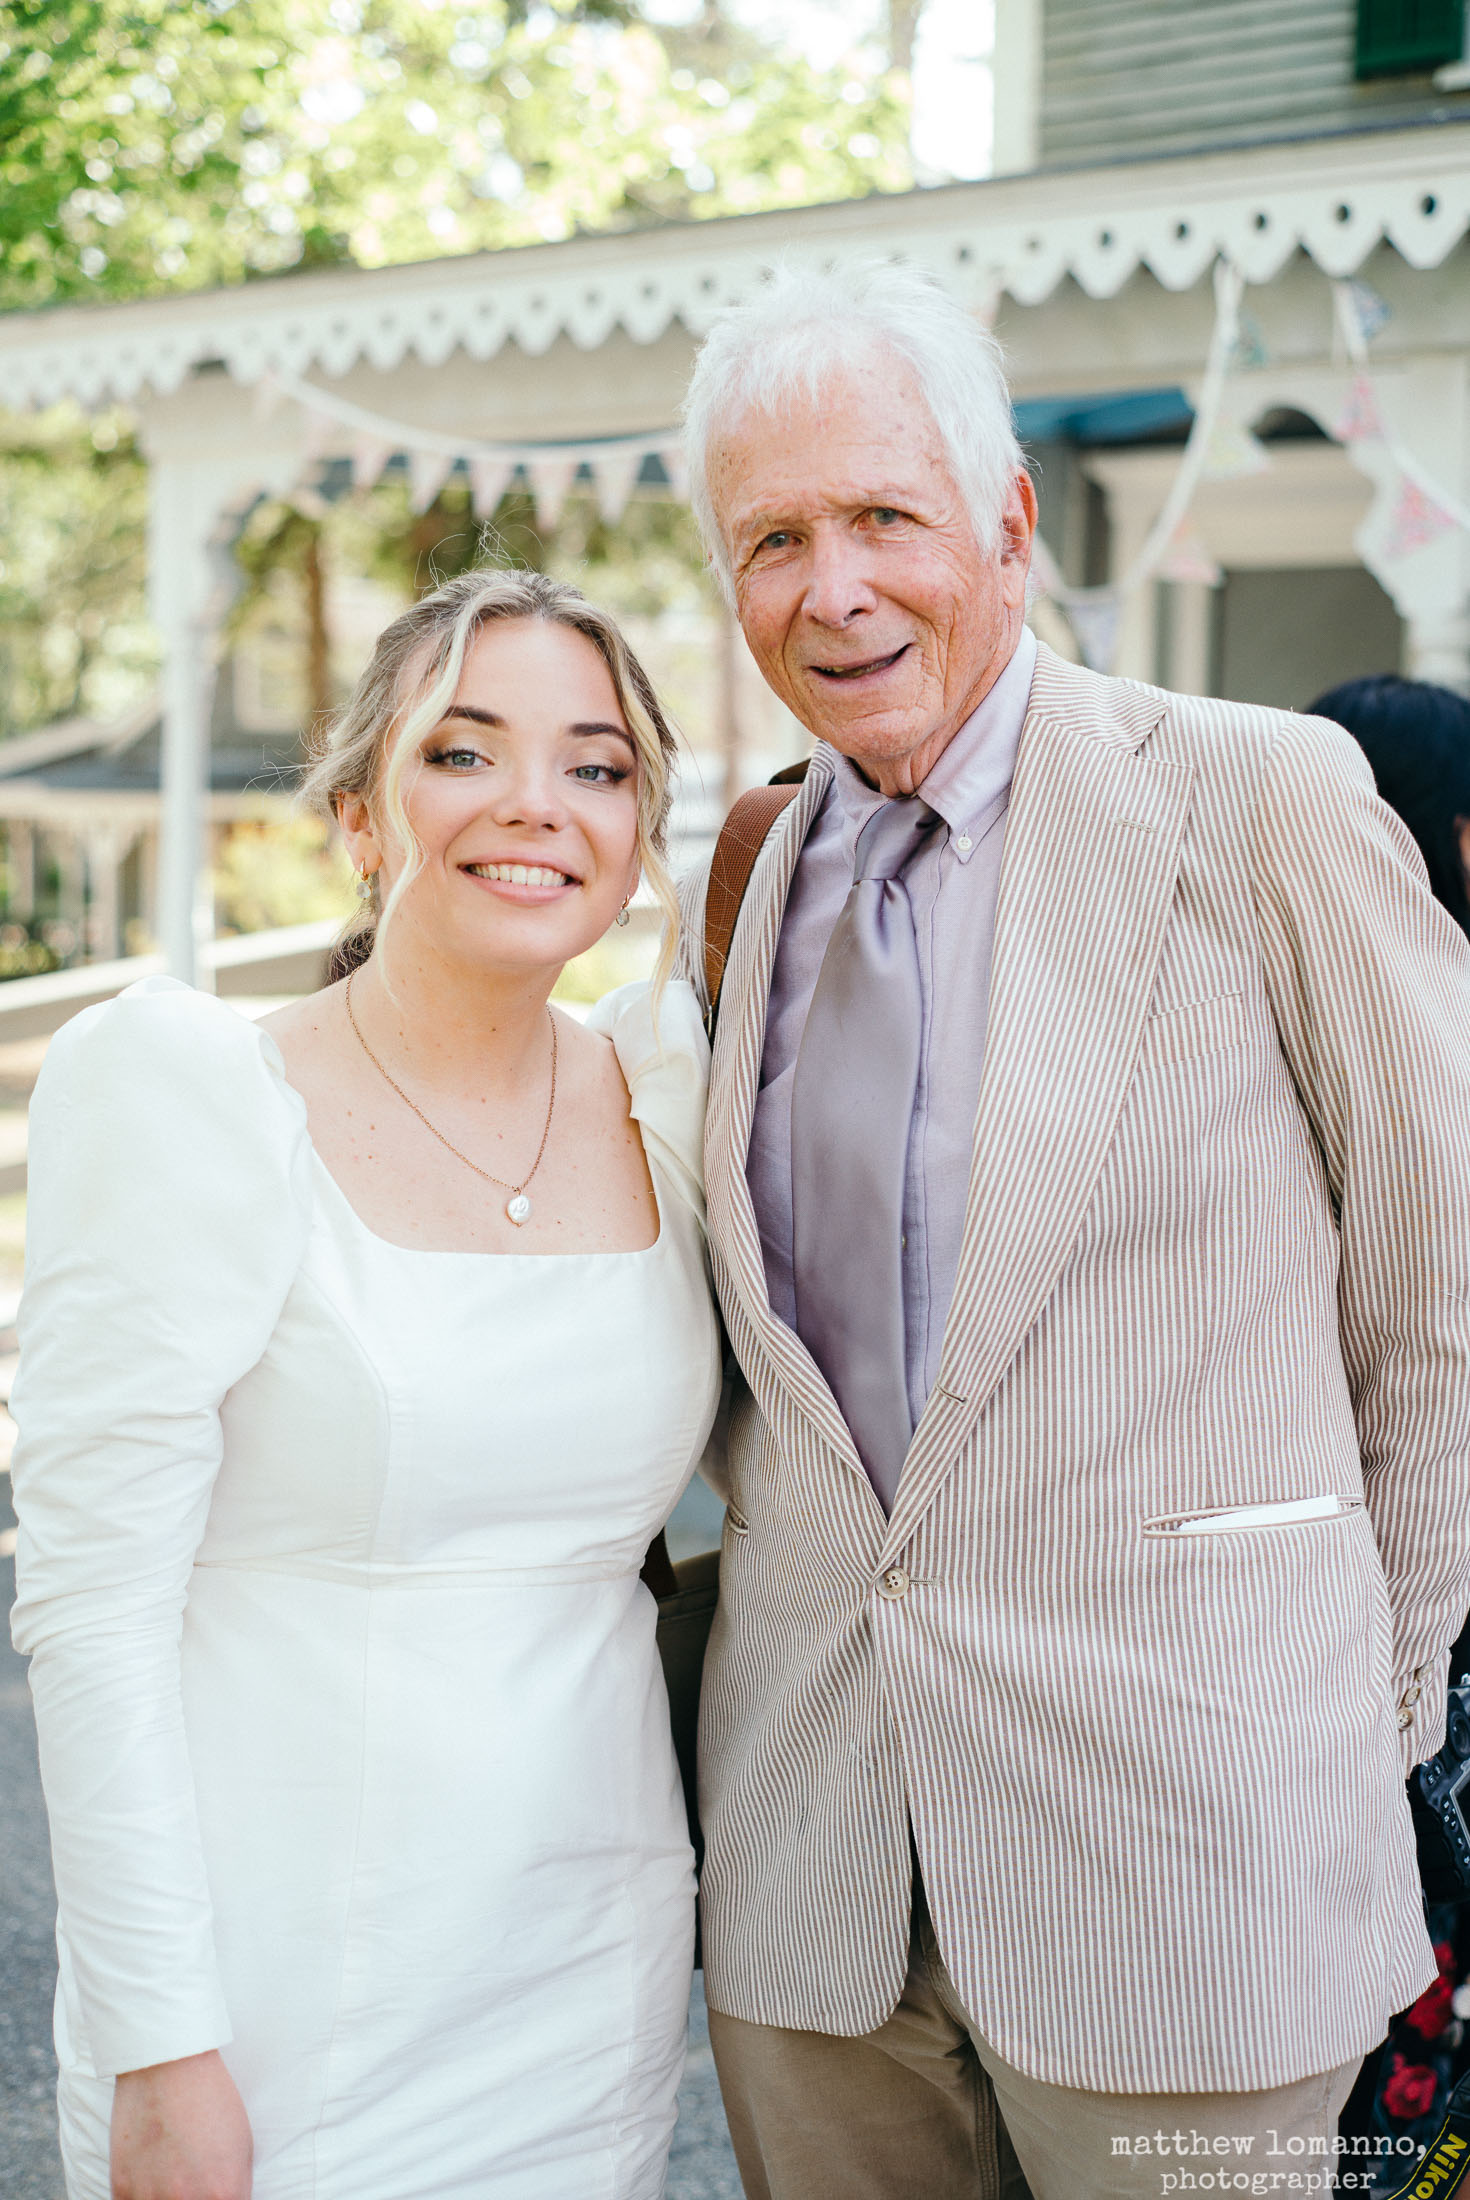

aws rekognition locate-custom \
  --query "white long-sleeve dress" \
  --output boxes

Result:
[10,974,722,2200]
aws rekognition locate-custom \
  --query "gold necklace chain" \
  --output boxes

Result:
[344,967,559,1227]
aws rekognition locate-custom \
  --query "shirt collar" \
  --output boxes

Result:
[822,624,1038,866]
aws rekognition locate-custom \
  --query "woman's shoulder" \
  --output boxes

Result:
[580,977,708,1222]
[38,976,308,1155]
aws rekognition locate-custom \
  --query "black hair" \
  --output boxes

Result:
[1306,675,1470,938]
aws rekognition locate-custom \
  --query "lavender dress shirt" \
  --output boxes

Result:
[747,624,1038,1448]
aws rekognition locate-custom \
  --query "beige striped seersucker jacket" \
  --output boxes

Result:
[675,640,1470,2095]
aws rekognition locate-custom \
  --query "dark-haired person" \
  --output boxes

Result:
[1310,670,1470,2180]
[1310,674,1470,937]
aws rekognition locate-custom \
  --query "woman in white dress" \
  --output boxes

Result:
[10,568,723,2200]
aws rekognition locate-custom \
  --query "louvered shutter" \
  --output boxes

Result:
[1355,0,1463,76]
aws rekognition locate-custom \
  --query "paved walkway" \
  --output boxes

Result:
[0,1467,742,2199]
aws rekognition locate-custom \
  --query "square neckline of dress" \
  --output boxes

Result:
[253,988,670,1261]
[302,1118,667,1263]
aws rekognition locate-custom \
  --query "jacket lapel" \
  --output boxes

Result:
[703,752,870,1479]
[880,650,1195,1560]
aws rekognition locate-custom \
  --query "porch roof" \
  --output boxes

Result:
[1,121,1468,411]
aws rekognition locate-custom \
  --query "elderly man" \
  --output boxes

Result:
[674,258,1470,2199]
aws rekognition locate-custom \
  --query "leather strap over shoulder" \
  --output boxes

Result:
[703,765,808,1032]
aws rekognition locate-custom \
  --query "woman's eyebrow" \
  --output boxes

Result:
[442,704,503,728]
[440,705,632,754]
[571,722,636,753]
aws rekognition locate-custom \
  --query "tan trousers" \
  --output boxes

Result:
[707,1891,1362,2200]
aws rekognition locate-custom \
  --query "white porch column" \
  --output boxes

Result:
[140,381,303,985]
[1404,603,1470,694]
[146,459,235,985]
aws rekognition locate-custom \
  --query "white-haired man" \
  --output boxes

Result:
[675,258,1470,2198]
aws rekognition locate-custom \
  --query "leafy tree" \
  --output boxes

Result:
[0,406,154,728]
[0,0,909,310]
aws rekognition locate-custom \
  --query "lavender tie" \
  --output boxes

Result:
[790,797,941,1510]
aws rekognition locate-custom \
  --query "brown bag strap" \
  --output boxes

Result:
[703,766,807,1032]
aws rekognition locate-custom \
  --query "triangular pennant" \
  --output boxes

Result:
[657,442,689,500]
[1231,311,1268,371]
[1381,473,1458,563]
[527,453,578,530]
[1201,418,1271,481]
[408,448,456,514]
[1157,527,1222,586]
[1333,373,1383,446]
[299,405,336,464]
[593,447,644,525]
[468,453,518,518]
[1064,591,1121,673]
[1346,279,1392,347]
[351,434,395,491]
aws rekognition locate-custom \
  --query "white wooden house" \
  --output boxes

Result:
[0,0,1466,979]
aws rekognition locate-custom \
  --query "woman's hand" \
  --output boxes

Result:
[111,2050,252,2200]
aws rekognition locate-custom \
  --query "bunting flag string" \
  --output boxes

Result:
[1029,257,1248,670]
[1331,279,1470,546]
[258,368,686,521]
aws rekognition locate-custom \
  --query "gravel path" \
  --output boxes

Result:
[0,1465,741,2199]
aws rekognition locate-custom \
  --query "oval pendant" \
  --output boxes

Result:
[505,1193,532,1226]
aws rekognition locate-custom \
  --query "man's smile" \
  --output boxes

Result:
[810,644,912,683]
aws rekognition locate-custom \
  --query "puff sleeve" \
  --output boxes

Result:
[582,977,710,1231]
[9,977,312,2077]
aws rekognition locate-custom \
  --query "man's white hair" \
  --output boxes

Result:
[681,255,1023,599]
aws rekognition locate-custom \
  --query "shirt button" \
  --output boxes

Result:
[877,1567,911,1600]
[956,832,973,853]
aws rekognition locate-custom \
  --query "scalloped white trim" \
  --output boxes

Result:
[2,127,1468,410]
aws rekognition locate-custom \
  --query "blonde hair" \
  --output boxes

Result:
[302,567,681,992]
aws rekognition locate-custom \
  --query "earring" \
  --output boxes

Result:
[614,899,631,928]
[356,863,376,904]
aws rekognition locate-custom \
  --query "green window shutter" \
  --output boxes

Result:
[1356,0,1464,77]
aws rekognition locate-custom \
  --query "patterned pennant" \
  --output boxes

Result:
[593,447,644,526]
[1065,592,1121,673]
[1380,473,1457,563]
[1202,419,1271,480]
[299,405,336,464]
[351,435,395,491]
[408,448,456,513]
[467,453,517,518]
[1346,279,1392,347]
[527,453,578,530]
[1231,311,1268,372]
[657,442,689,500]
[1333,373,1383,446]
[1157,528,1223,586]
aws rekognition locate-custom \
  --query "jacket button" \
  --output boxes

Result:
[877,1567,911,1600]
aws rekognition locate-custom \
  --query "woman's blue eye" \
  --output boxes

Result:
[426,744,484,769]
[572,762,629,785]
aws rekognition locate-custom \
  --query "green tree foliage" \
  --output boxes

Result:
[0,407,155,728]
[0,0,909,310]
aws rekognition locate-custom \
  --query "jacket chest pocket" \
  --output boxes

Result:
[1140,990,1248,1066]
